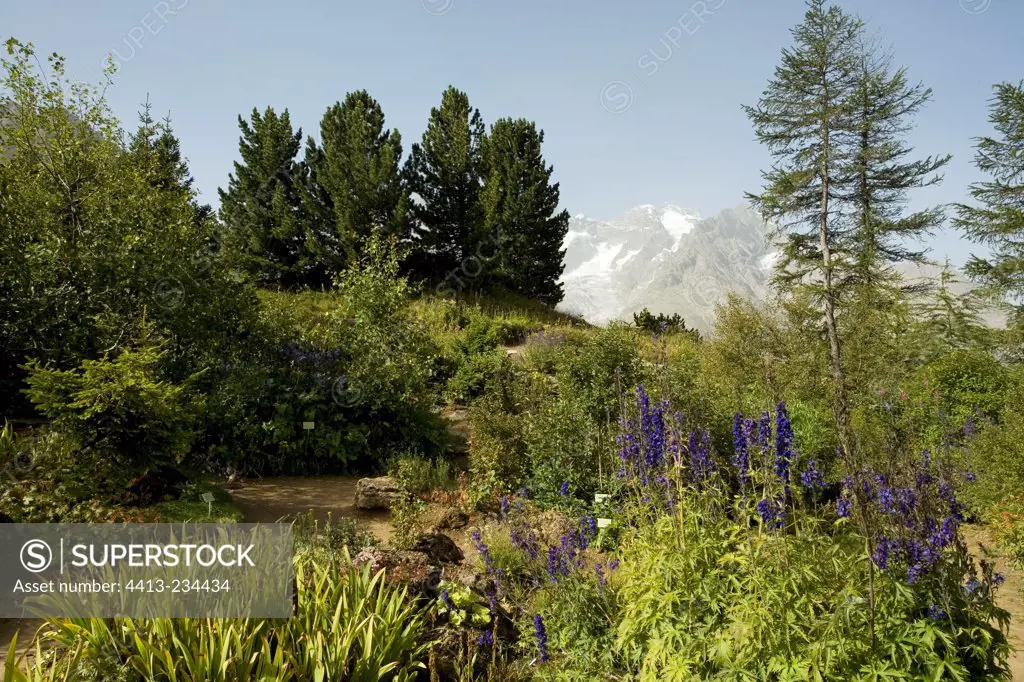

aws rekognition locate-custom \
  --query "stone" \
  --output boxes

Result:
[351,547,441,594]
[443,406,471,454]
[354,476,407,510]
[411,533,464,564]
[435,508,469,531]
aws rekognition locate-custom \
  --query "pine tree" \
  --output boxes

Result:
[217,106,311,288]
[403,86,486,280]
[955,81,1024,319]
[311,91,408,270]
[743,0,864,449]
[478,118,569,305]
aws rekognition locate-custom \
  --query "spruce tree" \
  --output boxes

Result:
[955,81,1024,319]
[130,101,213,226]
[218,107,311,288]
[743,0,864,448]
[478,118,569,306]
[403,86,486,280]
[311,91,408,270]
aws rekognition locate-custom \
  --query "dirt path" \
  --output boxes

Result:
[226,475,393,543]
[962,525,1024,679]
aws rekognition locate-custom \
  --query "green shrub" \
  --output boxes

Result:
[22,328,199,504]
[532,573,621,680]
[197,242,447,475]
[555,325,643,421]
[388,452,456,494]
[525,398,606,502]
[469,392,529,496]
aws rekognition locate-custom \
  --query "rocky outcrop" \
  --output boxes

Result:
[354,476,408,510]
[351,547,441,594]
[411,533,464,564]
[434,508,469,531]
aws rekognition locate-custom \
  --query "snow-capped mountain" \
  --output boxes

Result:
[558,203,772,331]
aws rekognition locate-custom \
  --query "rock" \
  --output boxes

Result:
[443,406,471,454]
[435,508,469,531]
[411,533,464,564]
[354,476,407,510]
[351,547,441,594]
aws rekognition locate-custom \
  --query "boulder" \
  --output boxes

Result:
[443,406,471,454]
[351,547,441,594]
[411,533,464,564]
[354,476,407,510]
[434,508,469,531]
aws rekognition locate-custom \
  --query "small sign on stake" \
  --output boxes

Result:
[594,493,609,503]
[200,491,216,517]
[597,518,612,529]
[302,421,315,430]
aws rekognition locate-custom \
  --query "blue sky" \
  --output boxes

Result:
[2,0,1021,264]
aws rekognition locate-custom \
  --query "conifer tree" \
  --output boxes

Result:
[403,86,486,280]
[955,81,1024,320]
[478,118,568,305]
[218,106,311,288]
[841,46,950,293]
[743,0,864,447]
[311,91,408,270]
[912,260,992,361]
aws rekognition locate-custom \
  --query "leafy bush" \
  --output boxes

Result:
[22,328,199,504]
[197,241,447,475]
[555,326,643,421]
[388,452,456,494]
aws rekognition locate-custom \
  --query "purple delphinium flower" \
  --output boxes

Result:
[472,530,495,572]
[774,401,794,486]
[800,460,825,491]
[965,578,981,594]
[756,498,784,530]
[837,498,853,519]
[534,615,550,662]
[609,558,620,571]
[872,538,893,571]
[558,481,569,497]
[511,526,540,561]
[732,413,750,487]
[595,562,606,596]
[477,630,494,647]
[500,497,510,517]
[440,589,457,613]
[964,415,977,439]
[928,604,947,621]
[688,428,715,483]
[963,471,977,483]
[547,546,559,583]
[995,573,1006,586]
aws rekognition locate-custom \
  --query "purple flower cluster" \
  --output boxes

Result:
[774,401,794,487]
[510,525,540,561]
[280,343,342,367]
[757,497,785,530]
[732,414,751,487]
[545,515,599,583]
[534,614,550,662]
[847,452,973,585]
[688,428,716,482]
[471,529,498,576]
[800,460,825,491]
